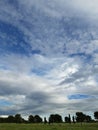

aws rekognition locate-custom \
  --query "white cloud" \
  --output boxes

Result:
[18,0,98,21]
[0,0,98,116]
[1,0,98,57]
[71,0,98,17]
[18,0,98,19]
[0,53,98,115]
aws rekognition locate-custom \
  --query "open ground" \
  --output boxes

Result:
[0,123,98,130]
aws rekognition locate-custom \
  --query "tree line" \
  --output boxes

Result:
[0,111,98,123]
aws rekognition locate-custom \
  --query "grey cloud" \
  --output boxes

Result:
[66,97,98,113]
[1,0,98,57]
[0,0,98,116]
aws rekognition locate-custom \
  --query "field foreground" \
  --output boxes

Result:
[0,123,98,130]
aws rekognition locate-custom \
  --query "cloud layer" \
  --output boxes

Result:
[0,0,98,117]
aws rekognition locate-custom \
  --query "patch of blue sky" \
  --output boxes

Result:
[0,65,10,71]
[32,50,41,55]
[0,99,12,106]
[31,69,47,76]
[0,21,23,38]
[69,53,92,63]
[0,21,32,55]
[68,94,93,100]
[83,54,93,63]
[7,0,19,9]
[69,53,86,57]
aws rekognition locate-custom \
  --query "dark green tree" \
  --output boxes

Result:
[7,115,15,123]
[34,115,42,123]
[65,116,69,123]
[28,115,34,123]
[49,114,62,123]
[94,111,98,120]
[55,114,62,123]
[72,116,75,123]
[0,117,5,123]
[44,117,47,124]
[76,112,86,125]
[15,114,22,123]
[85,115,92,122]
[49,114,54,123]
[68,114,71,124]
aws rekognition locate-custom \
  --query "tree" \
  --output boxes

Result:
[76,112,85,125]
[7,115,15,123]
[55,114,62,123]
[72,116,75,123]
[44,117,47,124]
[85,115,92,122]
[34,115,42,123]
[65,115,71,123]
[65,116,69,123]
[15,114,23,123]
[68,114,71,123]
[94,111,98,120]
[28,115,34,123]
[49,114,54,123]
[0,117,5,123]
[49,114,62,123]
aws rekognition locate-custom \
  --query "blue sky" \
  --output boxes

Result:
[0,0,98,117]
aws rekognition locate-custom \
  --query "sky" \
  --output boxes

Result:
[0,0,98,118]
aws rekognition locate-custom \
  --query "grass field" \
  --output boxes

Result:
[0,123,98,130]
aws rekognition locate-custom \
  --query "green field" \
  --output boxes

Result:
[0,123,98,130]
